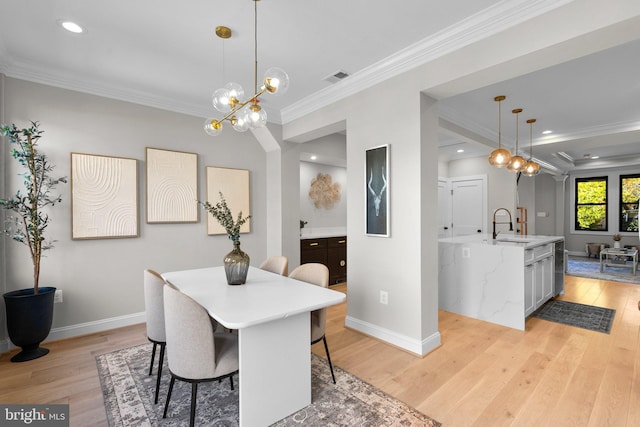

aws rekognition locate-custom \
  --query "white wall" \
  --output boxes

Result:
[1,78,267,346]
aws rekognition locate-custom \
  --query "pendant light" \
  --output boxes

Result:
[487,95,512,167]
[523,118,541,176]
[204,0,290,136]
[507,108,526,172]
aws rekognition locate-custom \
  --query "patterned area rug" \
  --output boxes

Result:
[533,300,615,333]
[566,256,640,284]
[97,344,440,426]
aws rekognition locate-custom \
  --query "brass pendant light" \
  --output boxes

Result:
[487,95,512,167]
[507,108,526,172]
[523,118,541,176]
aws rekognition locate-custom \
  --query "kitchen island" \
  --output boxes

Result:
[438,234,565,330]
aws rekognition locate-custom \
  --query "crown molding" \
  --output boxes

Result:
[280,0,573,124]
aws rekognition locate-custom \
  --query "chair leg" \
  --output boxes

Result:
[322,336,336,384]
[148,342,157,376]
[154,343,165,404]
[229,375,234,390]
[190,383,198,427]
[163,376,175,419]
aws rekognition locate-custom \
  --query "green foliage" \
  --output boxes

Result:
[199,192,250,244]
[0,122,67,292]
[576,179,607,230]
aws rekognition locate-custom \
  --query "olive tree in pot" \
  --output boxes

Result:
[1,122,66,362]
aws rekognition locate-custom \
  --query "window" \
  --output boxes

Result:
[575,176,608,231]
[620,174,640,232]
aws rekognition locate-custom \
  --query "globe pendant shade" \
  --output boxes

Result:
[204,118,223,136]
[488,148,511,167]
[263,67,290,95]
[507,155,527,172]
[523,160,541,176]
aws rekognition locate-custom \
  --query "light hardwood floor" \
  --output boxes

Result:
[2,275,640,426]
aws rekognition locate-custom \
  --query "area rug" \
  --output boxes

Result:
[566,256,640,285]
[97,344,439,426]
[533,300,615,334]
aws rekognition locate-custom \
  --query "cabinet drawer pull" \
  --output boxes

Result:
[340,260,346,267]
[309,242,319,246]
[338,240,346,244]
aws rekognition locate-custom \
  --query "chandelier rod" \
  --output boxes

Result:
[254,0,259,95]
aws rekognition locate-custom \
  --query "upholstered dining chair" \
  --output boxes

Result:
[143,268,167,404]
[288,263,336,384]
[162,285,239,427]
[259,255,289,276]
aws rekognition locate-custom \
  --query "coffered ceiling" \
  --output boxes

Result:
[1,0,639,175]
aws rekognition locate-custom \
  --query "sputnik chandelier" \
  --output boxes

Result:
[487,95,541,175]
[204,0,290,136]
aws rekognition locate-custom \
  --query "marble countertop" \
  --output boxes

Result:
[300,233,346,240]
[438,234,564,249]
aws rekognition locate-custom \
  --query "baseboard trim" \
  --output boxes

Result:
[345,315,441,356]
[2,312,145,352]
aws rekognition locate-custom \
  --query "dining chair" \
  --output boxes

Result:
[289,263,336,384]
[143,268,167,404]
[259,255,289,276]
[162,285,239,427]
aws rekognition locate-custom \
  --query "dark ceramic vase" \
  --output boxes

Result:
[3,286,56,362]
[224,242,250,285]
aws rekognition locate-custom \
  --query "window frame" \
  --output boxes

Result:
[619,173,640,233]
[574,176,608,232]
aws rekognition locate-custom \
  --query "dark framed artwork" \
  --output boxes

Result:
[365,144,390,237]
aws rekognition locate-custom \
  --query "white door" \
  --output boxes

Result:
[451,177,485,236]
[438,179,451,238]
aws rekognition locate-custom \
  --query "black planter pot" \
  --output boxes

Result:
[3,287,56,362]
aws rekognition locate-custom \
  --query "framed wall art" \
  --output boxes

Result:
[365,144,390,237]
[71,153,139,239]
[146,148,198,223]
[205,166,251,235]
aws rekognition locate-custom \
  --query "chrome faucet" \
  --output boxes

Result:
[492,208,513,239]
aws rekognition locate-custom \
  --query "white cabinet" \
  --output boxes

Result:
[524,244,555,317]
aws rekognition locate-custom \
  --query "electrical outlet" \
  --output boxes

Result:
[379,290,388,305]
[462,247,471,258]
[54,289,63,304]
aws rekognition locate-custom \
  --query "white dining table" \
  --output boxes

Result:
[161,266,346,427]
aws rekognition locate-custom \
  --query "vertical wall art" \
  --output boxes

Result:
[365,144,390,237]
[206,166,251,235]
[146,148,198,223]
[71,153,139,239]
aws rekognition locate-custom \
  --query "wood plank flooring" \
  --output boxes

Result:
[2,275,640,426]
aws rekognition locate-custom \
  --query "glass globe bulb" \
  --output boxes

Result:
[263,67,290,96]
[212,88,231,113]
[224,82,244,108]
[203,118,222,136]
[507,155,527,172]
[231,112,250,132]
[488,148,512,167]
[523,160,541,176]
[247,104,267,128]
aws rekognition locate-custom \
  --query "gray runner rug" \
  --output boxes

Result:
[533,299,615,334]
[97,344,440,426]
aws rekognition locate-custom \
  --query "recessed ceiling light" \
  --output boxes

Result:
[310,155,317,160]
[591,156,600,159]
[542,130,553,135]
[59,20,86,34]
[457,149,464,153]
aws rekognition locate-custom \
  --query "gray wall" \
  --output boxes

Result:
[534,173,557,236]
[1,77,268,346]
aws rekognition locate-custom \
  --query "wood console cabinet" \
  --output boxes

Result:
[300,236,347,284]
